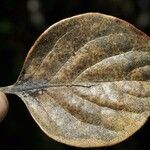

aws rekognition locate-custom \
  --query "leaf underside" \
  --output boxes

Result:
[5,13,150,147]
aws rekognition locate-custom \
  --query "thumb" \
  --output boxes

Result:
[0,91,9,122]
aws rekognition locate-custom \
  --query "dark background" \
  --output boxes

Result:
[0,0,150,150]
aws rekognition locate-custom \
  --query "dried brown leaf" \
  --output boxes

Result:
[0,13,150,147]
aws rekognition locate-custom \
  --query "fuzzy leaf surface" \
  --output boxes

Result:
[11,13,150,147]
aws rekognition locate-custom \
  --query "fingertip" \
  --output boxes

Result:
[0,91,9,122]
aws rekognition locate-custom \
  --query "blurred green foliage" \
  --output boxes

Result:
[0,0,149,150]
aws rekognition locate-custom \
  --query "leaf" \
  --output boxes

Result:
[0,13,150,147]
